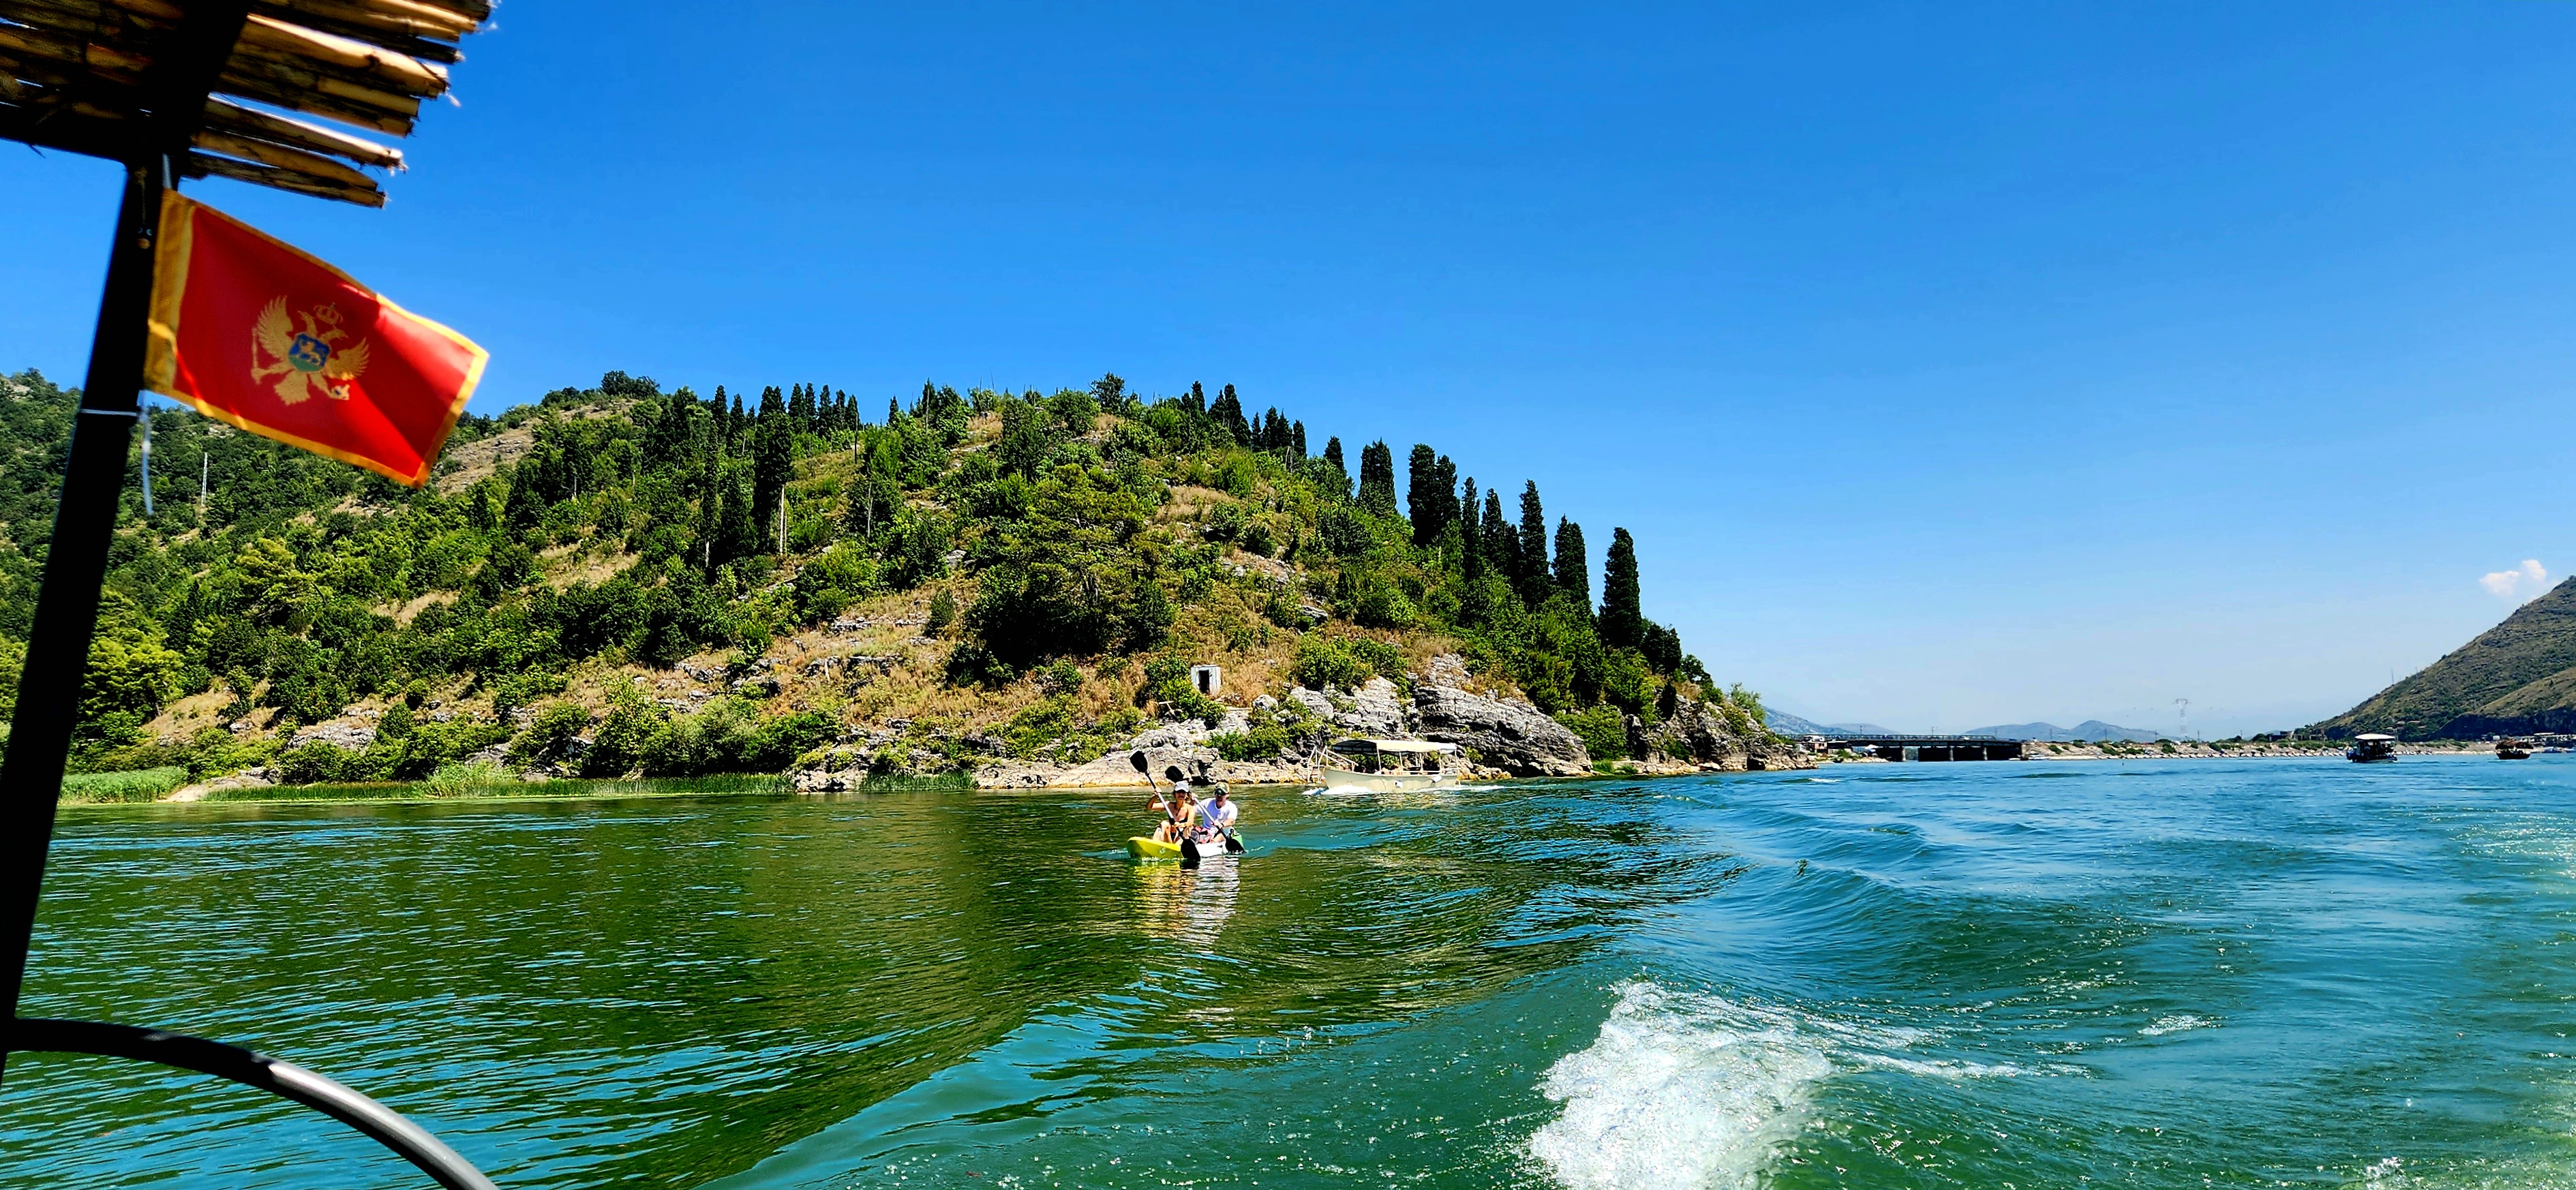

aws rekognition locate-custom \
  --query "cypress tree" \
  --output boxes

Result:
[645,388,694,468]
[1434,456,1459,528]
[751,388,793,543]
[1459,478,1480,552]
[1324,436,1346,475]
[694,458,725,571]
[1406,444,1444,546]
[1290,421,1307,458]
[1187,381,1207,415]
[1358,440,1398,516]
[1212,384,1250,445]
[1517,481,1549,601]
[727,393,746,450]
[1600,528,1643,650]
[718,471,759,564]
[1553,517,1589,605]
[888,397,900,425]
[1481,489,1514,576]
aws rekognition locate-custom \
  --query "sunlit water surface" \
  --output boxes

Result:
[5,755,2576,1189]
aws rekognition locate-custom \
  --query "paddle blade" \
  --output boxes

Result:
[1129,751,1149,773]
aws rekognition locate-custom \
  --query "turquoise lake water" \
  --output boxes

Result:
[4,754,2575,1188]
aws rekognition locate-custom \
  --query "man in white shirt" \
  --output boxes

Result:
[1193,785,1239,846]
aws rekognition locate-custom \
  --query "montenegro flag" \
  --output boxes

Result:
[143,194,487,487]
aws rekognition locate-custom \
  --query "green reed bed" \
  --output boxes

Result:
[188,769,972,805]
[59,767,190,804]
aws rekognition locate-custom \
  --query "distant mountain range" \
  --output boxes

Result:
[2318,577,2576,740]
[1761,710,2161,742]
[1762,710,1894,736]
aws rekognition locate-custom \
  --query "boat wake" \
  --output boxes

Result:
[1526,981,2060,1190]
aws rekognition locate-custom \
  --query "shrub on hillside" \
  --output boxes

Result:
[507,702,588,767]
[641,699,838,777]
[1556,705,1626,761]
[276,741,361,784]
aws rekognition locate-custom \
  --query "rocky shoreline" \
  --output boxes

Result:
[795,669,1814,792]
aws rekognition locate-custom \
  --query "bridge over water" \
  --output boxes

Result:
[1803,733,2025,761]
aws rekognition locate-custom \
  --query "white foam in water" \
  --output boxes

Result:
[2138,1013,2217,1037]
[1526,982,1834,1190]
[1528,982,2071,1189]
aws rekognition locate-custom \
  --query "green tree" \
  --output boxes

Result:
[997,399,1055,476]
[1479,488,1514,578]
[1553,517,1589,605]
[1210,384,1250,444]
[1406,444,1448,545]
[717,472,759,566]
[1516,481,1549,603]
[1357,440,1397,517]
[1600,527,1643,651]
[751,393,793,544]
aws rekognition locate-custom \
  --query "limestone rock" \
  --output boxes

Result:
[1643,699,1816,771]
[1424,653,1474,688]
[286,719,376,750]
[1411,684,1591,776]
[1289,677,1410,738]
[1047,744,1217,789]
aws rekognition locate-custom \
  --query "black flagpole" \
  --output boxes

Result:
[0,159,165,1062]
[0,0,254,1083]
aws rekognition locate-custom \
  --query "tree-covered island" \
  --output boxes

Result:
[0,369,1801,794]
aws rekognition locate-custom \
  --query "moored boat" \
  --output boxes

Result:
[2347,733,2398,763]
[2498,738,2533,759]
[1318,738,1463,793]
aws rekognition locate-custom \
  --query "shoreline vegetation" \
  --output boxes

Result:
[59,769,965,808]
[59,739,2530,808]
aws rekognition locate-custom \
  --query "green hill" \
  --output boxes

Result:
[2314,577,2576,739]
[0,367,1771,785]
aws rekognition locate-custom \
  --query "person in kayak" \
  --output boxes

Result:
[1191,784,1238,846]
[1149,782,1197,844]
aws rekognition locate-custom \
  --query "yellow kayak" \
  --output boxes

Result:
[1125,834,1245,861]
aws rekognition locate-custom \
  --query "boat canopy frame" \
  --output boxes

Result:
[1329,739,1461,756]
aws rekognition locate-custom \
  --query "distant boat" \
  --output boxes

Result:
[1318,738,1462,793]
[2348,733,2398,763]
[2497,738,2533,760]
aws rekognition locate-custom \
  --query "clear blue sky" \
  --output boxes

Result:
[8,1,2575,735]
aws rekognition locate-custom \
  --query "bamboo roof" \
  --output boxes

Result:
[0,0,483,206]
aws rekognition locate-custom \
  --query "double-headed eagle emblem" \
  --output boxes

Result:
[251,296,369,404]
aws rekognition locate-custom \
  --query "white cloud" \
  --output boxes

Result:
[2481,559,2549,602]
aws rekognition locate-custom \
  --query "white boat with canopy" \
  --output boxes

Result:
[1320,738,1463,793]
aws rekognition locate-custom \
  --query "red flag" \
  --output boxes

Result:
[143,193,487,487]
